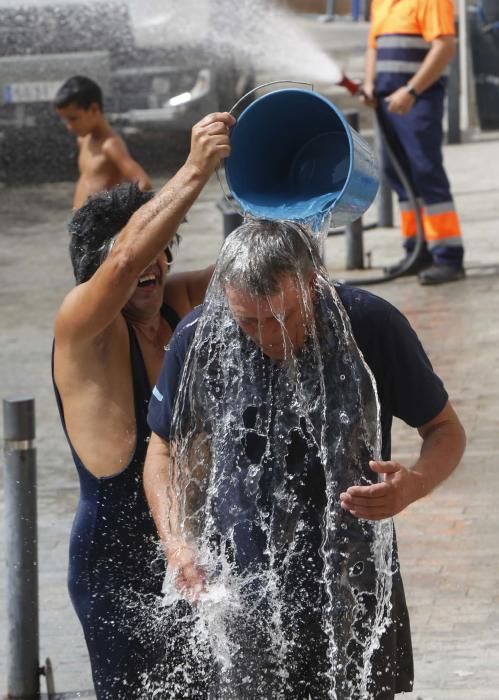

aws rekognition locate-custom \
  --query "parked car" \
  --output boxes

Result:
[0,0,254,182]
[468,1,499,130]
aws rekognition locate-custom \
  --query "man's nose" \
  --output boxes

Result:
[258,323,283,345]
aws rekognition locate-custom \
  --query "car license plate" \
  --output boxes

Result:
[3,81,62,104]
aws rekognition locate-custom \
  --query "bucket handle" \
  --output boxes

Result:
[216,80,315,217]
[229,79,314,119]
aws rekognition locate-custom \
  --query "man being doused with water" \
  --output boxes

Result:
[145,220,465,699]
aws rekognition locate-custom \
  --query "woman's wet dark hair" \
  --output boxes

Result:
[69,182,154,284]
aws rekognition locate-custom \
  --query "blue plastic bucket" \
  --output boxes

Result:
[225,88,378,227]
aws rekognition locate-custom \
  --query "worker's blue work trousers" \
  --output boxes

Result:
[376,84,464,268]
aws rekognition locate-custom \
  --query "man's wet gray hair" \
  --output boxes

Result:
[216,219,325,296]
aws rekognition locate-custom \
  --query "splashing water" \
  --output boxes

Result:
[138,222,397,699]
[131,0,343,86]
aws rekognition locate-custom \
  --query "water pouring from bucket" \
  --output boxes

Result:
[147,218,395,699]
[224,87,379,230]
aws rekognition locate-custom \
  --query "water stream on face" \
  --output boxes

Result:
[135,224,396,699]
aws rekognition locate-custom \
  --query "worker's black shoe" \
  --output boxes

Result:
[418,264,466,285]
[384,250,432,277]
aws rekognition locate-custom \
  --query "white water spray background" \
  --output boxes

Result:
[131,0,343,85]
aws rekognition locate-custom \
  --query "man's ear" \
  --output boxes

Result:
[89,102,101,115]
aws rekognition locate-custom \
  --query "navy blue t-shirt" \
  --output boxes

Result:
[148,285,448,460]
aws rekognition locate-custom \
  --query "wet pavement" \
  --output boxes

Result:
[1,16,499,700]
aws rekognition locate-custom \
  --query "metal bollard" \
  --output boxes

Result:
[377,173,394,228]
[318,0,335,22]
[374,119,394,227]
[3,396,39,699]
[447,19,461,144]
[345,217,364,270]
[217,196,244,239]
[344,110,364,269]
[351,0,361,21]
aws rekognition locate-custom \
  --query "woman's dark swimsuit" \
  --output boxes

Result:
[52,304,180,699]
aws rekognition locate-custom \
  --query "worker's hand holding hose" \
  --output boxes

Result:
[359,83,377,109]
[338,73,377,109]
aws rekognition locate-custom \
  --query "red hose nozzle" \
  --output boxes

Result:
[338,75,361,96]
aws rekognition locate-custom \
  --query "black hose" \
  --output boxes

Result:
[334,104,426,286]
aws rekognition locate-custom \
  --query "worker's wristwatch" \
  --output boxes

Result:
[405,84,419,99]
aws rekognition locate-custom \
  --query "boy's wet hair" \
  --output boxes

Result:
[69,182,154,284]
[54,75,103,111]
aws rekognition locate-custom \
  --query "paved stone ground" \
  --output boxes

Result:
[1,130,498,699]
[1,13,498,700]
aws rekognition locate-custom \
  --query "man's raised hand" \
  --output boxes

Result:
[340,460,423,520]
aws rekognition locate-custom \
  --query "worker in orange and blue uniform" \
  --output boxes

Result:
[362,0,465,285]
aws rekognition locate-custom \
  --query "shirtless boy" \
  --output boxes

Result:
[52,111,235,698]
[54,75,152,209]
